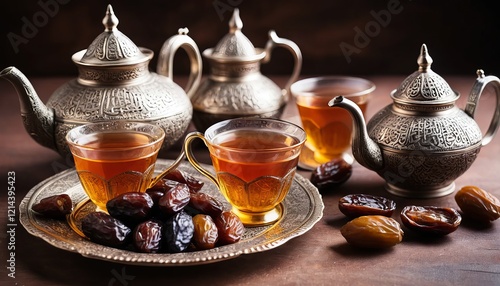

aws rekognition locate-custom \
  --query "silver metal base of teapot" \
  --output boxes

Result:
[385,182,455,198]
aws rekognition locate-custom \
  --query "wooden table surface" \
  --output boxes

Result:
[1,75,499,285]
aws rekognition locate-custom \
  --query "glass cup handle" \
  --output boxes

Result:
[149,149,186,188]
[184,132,220,188]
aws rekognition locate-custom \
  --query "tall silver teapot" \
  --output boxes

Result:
[185,9,302,132]
[0,5,201,157]
[330,44,500,198]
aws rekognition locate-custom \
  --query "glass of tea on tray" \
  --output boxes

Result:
[290,76,375,169]
[184,117,306,227]
[66,121,165,211]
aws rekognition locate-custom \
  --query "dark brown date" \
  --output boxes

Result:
[455,185,500,222]
[32,194,72,219]
[81,211,131,248]
[149,179,182,193]
[192,214,218,250]
[339,194,396,218]
[163,210,194,253]
[145,189,165,205]
[158,183,191,215]
[310,158,352,191]
[189,192,224,218]
[400,205,461,235]
[162,169,204,193]
[215,211,244,245]
[133,220,163,253]
[106,192,154,226]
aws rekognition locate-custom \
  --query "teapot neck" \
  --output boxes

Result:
[390,88,459,114]
[72,48,153,86]
[392,101,457,114]
[208,60,262,81]
[76,60,151,86]
[203,48,265,81]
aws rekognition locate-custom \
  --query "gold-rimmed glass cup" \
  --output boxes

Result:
[291,76,375,169]
[66,121,166,212]
[184,117,306,227]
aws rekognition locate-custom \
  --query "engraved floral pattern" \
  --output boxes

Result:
[393,70,456,102]
[46,73,192,157]
[217,168,296,211]
[192,77,283,114]
[367,106,482,151]
[380,147,480,194]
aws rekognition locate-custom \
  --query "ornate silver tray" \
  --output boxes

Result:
[19,159,324,266]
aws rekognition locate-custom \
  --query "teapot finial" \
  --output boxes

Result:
[229,8,243,33]
[417,43,433,72]
[103,4,119,32]
[78,5,149,64]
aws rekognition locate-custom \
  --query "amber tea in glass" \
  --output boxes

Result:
[66,121,165,211]
[184,118,306,226]
[291,76,375,167]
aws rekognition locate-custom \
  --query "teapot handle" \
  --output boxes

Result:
[465,69,500,146]
[157,28,202,98]
[262,30,302,98]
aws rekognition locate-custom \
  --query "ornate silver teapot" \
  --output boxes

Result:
[186,9,302,132]
[329,44,500,198]
[0,5,201,157]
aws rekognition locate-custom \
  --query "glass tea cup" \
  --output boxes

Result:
[290,76,375,169]
[184,117,306,227]
[66,121,182,212]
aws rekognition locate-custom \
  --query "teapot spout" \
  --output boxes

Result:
[328,96,384,171]
[1,67,55,150]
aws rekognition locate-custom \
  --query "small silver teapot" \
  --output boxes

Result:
[0,5,202,157]
[330,44,500,198]
[186,9,302,132]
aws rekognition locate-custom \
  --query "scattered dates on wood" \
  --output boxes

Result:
[310,158,352,191]
[455,185,500,223]
[400,206,461,235]
[340,215,404,249]
[31,194,73,219]
[339,194,396,218]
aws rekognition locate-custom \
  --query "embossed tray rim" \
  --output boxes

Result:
[19,159,324,266]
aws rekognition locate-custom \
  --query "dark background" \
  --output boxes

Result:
[0,0,498,77]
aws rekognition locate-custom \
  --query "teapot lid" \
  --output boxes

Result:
[75,5,152,66]
[391,44,458,105]
[205,9,264,60]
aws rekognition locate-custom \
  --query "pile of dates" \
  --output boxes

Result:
[32,169,245,254]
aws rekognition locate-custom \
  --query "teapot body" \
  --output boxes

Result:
[190,60,285,131]
[366,104,483,197]
[189,9,301,132]
[0,5,202,158]
[48,72,192,157]
[329,44,500,198]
